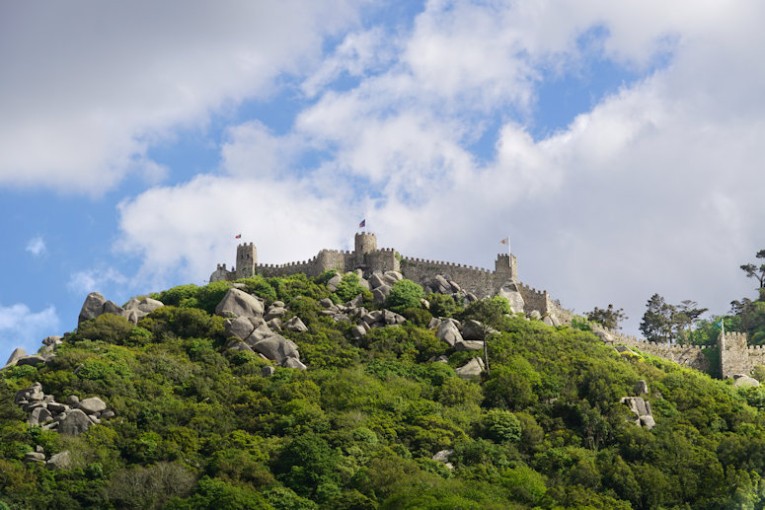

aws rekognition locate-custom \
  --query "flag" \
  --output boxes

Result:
[500,237,508,245]
[359,219,366,228]
[235,234,241,239]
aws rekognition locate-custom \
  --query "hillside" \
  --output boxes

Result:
[3,272,765,509]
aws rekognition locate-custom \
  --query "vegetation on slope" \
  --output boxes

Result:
[2,273,765,509]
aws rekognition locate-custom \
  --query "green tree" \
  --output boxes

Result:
[639,294,674,343]
[740,249,765,289]
[585,304,627,330]
[385,280,425,313]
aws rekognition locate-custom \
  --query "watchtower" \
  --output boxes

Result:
[355,232,377,267]
[235,242,257,278]
[494,253,518,282]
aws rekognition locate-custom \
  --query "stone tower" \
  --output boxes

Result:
[355,232,377,267]
[494,253,518,282]
[718,331,750,378]
[235,242,257,279]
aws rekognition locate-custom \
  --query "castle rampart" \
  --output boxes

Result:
[211,233,561,317]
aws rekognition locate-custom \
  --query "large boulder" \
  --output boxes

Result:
[326,273,343,291]
[4,347,27,367]
[498,283,524,313]
[47,450,72,470]
[58,409,92,435]
[461,320,487,341]
[215,288,265,318]
[456,357,485,380]
[249,334,300,364]
[372,284,392,304]
[621,396,655,429]
[437,319,463,347]
[78,397,107,415]
[282,357,307,370]
[284,316,308,333]
[225,316,259,340]
[733,374,760,388]
[122,297,164,324]
[78,292,124,324]
[368,272,386,289]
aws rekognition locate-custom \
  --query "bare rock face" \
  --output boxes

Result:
[122,297,164,324]
[621,396,655,430]
[372,284,392,304]
[248,334,300,364]
[285,316,308,333]
[215,288,265,318]
[225,316,259,340]
[5,347,27,367]
[78,292,125,324]
[78,397,107,415]
[47,450,72,470]
[58,409,92,435]
[498,282,525,314]
[456,357,485,380]
[733,374,760,387]
[461,320,487,341]
[437,319,463,347]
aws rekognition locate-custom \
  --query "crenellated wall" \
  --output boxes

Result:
[596,326,713,373]
[211,233,561,318]
[400,257,497,297]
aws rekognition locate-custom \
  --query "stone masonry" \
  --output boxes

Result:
[211,233,568,320]
[596,325,765,379]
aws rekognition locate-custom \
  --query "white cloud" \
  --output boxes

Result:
[0,1,362,194]
[116,174,354,290]
[0,303,60,362]
[68,268,129,295]
[25,236,46,257]
[112,0,765,338]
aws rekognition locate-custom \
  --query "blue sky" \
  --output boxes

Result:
[3,1,765,363]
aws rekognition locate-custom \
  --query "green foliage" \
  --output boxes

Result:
[585,304,627,330]
[334,272,372,303]
[385,280,425,313]
[481,409,522,443]
[235,276,278,303]
[75,313,135,345]
[6,275,765,509]
[427,293,460,318]
[457,296,511,328]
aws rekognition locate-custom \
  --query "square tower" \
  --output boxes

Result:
[236,242,257,279]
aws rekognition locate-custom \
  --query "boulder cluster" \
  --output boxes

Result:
[318,296,406,341]
[14,382,113,435]
[3,335,62,370]
[23,447,71,470]
[218,288,308,370]
[423,274,480,304]
[621,380,655,429]
[79,292,164,325]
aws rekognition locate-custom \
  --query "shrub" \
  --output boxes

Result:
[334,273,370,303]
[76,314,135,345]
[386,280,425,313]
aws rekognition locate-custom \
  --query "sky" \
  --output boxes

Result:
[2,0,765,363]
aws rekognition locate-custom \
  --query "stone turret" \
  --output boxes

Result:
[718,331,750,378]
[494,253,518,282]
[235,243,257,279]
[355,232,377,267]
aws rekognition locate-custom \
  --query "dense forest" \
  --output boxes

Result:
[4,271,765,509]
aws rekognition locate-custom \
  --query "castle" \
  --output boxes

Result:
[210,232,567,320]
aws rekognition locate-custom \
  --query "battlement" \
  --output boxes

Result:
[212,235,556,316]
[401,256,492,273]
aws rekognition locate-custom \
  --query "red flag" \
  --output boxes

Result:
[235,234,242,239]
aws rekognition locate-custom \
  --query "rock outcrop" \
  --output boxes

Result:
[621,396,655,430]
[15,383,114,435]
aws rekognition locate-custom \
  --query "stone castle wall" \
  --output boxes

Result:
[212,234,559,319]
[400,257,497,297]
[717,332,765,378]
[597,327,712,373]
